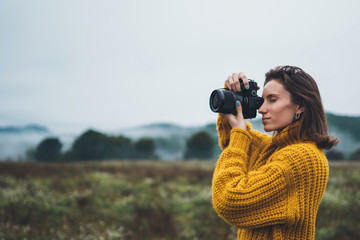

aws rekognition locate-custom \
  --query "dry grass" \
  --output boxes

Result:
[0,160,359,240]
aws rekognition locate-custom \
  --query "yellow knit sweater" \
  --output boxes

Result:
[212,115,329,240]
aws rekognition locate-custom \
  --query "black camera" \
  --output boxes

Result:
[209,79,264,119]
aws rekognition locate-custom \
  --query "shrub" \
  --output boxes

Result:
[325,149,345,160]
[34,138,62,162]
[184,131,214,160]
[70,130,132,160]
[132,138,157,159]
[349,148,360,160]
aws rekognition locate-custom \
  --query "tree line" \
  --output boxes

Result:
[30,129,215,162]
[29,127,360,162]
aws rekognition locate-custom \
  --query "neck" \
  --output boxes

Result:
[272,121,302,148]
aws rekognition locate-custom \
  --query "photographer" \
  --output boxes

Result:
[211,66,338,239]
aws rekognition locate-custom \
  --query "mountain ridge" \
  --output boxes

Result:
[0,124,49,134]
[1,113,360,160]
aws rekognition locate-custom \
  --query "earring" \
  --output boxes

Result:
[295,112,300,120]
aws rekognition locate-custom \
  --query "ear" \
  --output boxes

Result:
[296,105,304,114]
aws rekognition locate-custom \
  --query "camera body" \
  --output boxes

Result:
[209,79,264,119]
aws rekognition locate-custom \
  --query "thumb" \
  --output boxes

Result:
[235,101,244,119]
[234,100,247,130]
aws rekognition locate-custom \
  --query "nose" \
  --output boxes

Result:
[258,102,266,115]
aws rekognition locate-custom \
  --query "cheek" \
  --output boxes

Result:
[272,103,296,120]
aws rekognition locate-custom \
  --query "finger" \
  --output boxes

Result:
[233,101,247,130]
[239,72,249,90]
[235,100,244,120]
[228,75,236,91]
[225,76,232,90]
[231,73,241,92]
[228,74,236,91]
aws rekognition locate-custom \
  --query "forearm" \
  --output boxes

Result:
[216,114,232,150]
[216,114,270,151]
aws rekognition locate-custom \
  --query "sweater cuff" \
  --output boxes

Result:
[217,114,230,128]
[229,128,252,153]
[245,121,252,131]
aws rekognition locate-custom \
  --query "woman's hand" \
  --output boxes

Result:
[222,72,249,130]
[225,72,250,92]
[221,101,247,130]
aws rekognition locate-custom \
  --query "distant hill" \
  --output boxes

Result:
[116,123,197,160]
[325,113,360,157]
[326,113,360,141]
[1,113,360,161]
[0,124,58,160]
[0,124,49,134]
[118,123,192,139]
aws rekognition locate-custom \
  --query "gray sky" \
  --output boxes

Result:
[1,0,359,133]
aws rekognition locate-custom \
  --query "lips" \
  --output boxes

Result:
[262,118,270,122]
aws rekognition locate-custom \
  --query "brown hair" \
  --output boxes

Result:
[264,65,338,150]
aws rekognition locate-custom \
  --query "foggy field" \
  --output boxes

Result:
[0,160,359,240]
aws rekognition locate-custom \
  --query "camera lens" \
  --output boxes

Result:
[212,92,220,109]
[210,90,223,112]
[210,89,246,115]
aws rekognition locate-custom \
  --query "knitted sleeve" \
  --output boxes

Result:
[217,114,271,151]
[217,114,233,150]
[212,128,299,229]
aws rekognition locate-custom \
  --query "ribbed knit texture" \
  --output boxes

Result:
[212,115,329,240]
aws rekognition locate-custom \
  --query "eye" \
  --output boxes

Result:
[269,99,277,103]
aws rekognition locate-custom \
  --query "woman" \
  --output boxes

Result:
[212,66,338,239]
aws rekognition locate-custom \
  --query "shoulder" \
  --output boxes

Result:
[281,142,325,159]
[271,142,328,170]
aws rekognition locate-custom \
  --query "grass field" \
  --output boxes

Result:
[0,160,359,240]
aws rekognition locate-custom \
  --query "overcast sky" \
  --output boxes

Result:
[1,0,359,133]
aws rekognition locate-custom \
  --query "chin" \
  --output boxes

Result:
[263,125,272,132]
[264,128,273,132]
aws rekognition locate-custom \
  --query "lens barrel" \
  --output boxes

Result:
[209,89,246,115]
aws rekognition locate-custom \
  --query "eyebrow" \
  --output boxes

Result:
[263,93,280,99]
